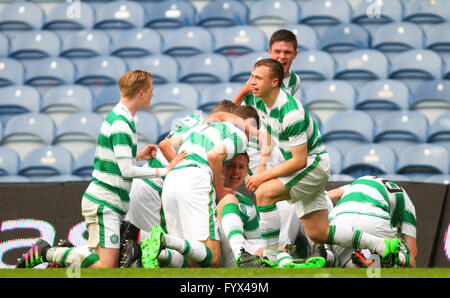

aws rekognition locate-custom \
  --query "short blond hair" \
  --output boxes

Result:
[118,70,152,98]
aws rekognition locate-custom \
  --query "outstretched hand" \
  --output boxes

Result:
[167,151,188,171]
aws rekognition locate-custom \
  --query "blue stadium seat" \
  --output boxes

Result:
[196,0,248,28]
[410,79,450,124]
[374,110,429,156]
[427,112,450,153]
[43,1,95,31]
[157,109,202,143]
[110,28,162,58]
[341,144,397,178]
[24,57,75,87]
[41,84,94,125]
[283,24,319,51]
[72,146,95,180]
[425,22,450,57]
[0,175,31,183]
[229,51,269,83]
[334,49,389,88]
[372,22,424,57]
[214,25,267,56]
[425,174,450,184]
[325,144,343,175]
[162,27,214,57]
[94,0,145,30]
[18,145,73,182]
[9,30,61,60]
[199,82,244,113]
[303,80,356,124]
[126,55,179,85]
[356,79,411,125]
[53,112,103,159]
[149,83,200,125]
[299,0,351,35]
[60,29,111,59]
[321,110,375,153]
[404,0,450,25]
[0,85,40,125]
[178,53,231,83]
[389,49,444,90]
[0,33,10,57]
[290,50,335,88]
[134,110,160,150]
[143,0,196,29]
[3,113,55,160]
[75,55,128,86]
[320,23,370,53]
[92,85,120,118]
[248,0,300,26]
[396,143,449,182]
[0,57,24,87]
[0,146,20,176]
[0,2,44,32]
[351,0,404,35]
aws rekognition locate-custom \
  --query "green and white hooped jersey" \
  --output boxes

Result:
[235,192,261,240]
[281,71,300,97]
[175,121,248,173]
[243,89,326,161]
[84,102,138,215]
[329,176,417,238]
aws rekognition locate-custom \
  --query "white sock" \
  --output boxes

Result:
[157,248,189,268]
[327,225,387,255]
[277,251,293,268]
[165,234,213,267]
[257,204,280,263]
[221,202,245,258]
[46,247,98,268]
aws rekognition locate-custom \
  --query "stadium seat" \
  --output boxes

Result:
[199,82,244,113]
[351,0,404,35]
[157,109,202,143]
[143,0,196,29]
[321,110,375,153]
[303,80,356,124]
[334,49,389,88]
[41,84,94,125]
[60,29,111,59]
[290,50,335,88]
[424,174,450,184]
[75,55,128,86]
[72,146,95,180]
[9,30,61,60]
[248,0,300,37]
[373,110,429,157]
[425,22,450,59]
[42,1,95,32]
[229,51,269,83]
[427,112,450,153]
[2,113,55,160]
[372,22,424,60]
[0,175,31,183]
[134,110,160,150]
[355,79,411,125]
[150,83,200,125]
[0,85,40,125]
[44,174,84,182]
[282,24,319,51]
[52,112,103,159]
[162,27,214,57]
[126,55,179,85]
[110,28,162,58]
[0,57,24,87]
[325,144,343,175]
[18,145,73,182]
[196,0,248,28]
[396,143,449,182]
[0,2,44,33]
[389,49,444,91]
[214,25,267,57]
[24,57,75,87]
[178,53,231,92]
[404,0,450,26]
[320,23,370,53]
[0,32,10,57]
[93,85,121,118]
[410,80,450,124]
[0,146,20,176]
[94,0,145,30]
[341,144,397,178]
[309,110,322,132]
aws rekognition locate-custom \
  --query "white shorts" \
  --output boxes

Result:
[125,178,164,233]
[161,166,220,242]
[81,197,124,250]
[279,153,330,218]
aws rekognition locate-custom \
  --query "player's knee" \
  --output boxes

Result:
[255,187,274,206]
[304,226,329,244]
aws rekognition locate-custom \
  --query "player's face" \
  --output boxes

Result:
[140,80,154,109]
[249,65,276,99]
[223,154,249,190]
[269,41,297,77]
